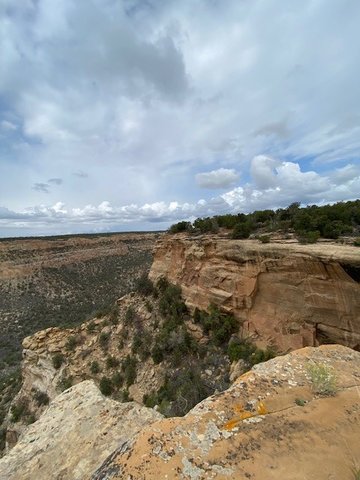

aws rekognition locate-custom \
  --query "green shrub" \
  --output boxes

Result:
[228,340,256,362]
[90,360,100,374]
[33,390,49,406]
[136,274,154,296]
[156,276,169,293]
[143,392,158,408]
[154,367,211,417]
[99,331,110,350]
[198,305,238,345]
[258,235,270,244]
[151,345,164,364]
[169,221,192,234]
[307,362,337,396]
[295,398,306,407]
[122,355,137,386]
[10,399,29,422]
[227,339,274,366]
[99,376,113,396]
[106,356,120,369]
[111,372,123,388]
[354,238,360,247]
[297,230,320,244]
[86,322,96,333]
[193,217,219,234]
[65,335,79,351]
[232,222,252,239]
[52,353,64,369]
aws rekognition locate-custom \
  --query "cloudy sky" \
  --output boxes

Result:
[1,0,359,237]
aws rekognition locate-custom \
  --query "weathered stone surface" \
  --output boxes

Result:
[92,345,360,480]
[150,235,360,351]
[0,381,162,480]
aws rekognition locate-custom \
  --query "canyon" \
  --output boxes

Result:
[0,232,360,479]
[0,232,158,368]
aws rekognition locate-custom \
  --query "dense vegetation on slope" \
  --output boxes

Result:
[2,276,274,449]
[169,200,360,243]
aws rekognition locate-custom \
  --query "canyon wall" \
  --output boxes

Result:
[150,234,360,352]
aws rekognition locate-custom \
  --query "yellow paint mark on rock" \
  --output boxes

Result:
[223,401,268,431]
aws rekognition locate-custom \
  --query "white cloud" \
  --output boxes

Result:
[0,1,360,235]
[196,168,239,189]
[1,156,359,236]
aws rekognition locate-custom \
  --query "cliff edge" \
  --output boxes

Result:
[92,344,360,480]
[150,235,360,351]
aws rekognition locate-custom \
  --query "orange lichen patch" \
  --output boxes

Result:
[257,401,267,415]
[223,401,268,431]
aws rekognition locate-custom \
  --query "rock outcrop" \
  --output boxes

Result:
[4,294,168,450]
[150,235,360,352]
[92,345,360,480]
[0,380,162,480]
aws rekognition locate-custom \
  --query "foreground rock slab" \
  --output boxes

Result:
[0,380,162,480]
[93,345,360,480]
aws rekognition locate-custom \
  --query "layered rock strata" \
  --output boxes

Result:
[150,235,360,351]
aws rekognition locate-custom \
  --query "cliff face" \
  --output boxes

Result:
[150,235,360,352]
[93,344,360,480]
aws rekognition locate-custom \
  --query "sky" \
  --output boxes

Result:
[0,0,360,237]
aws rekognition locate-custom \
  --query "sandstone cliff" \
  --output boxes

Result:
[150,234,360,352]
[92,344,360,480]
[0,380,162,480]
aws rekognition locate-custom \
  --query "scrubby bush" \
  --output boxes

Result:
[307,362,337,396]
[90,360,100,374]
[52,353,64,369]
[193,217,219,234]
[258,235,270,244]
[169,221,192,234]
[227,338,274,366]
[10,399,29,422]
[99,376,113,396]
[122,355,137,386]
[99,331,110,350]
[149,367,212,417]
[86,321,96,333]
[297,230,320,244]
[151,345,164,364]
[196,305,238,346]
[136,274,154,296]
[106,355,120,369]
[111,372,123,388]
[65,335,79,351]
[33,390,49,406]
[232,221,252,239]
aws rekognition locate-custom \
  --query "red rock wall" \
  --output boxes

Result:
[150,235,360,352]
